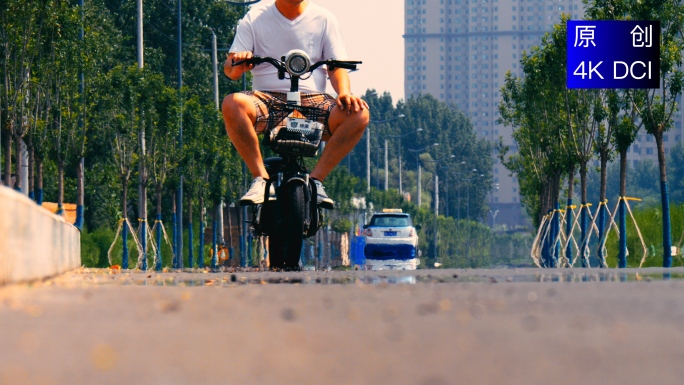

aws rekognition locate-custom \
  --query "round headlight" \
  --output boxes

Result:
[284,49,310,76]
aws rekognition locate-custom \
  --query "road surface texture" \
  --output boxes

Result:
[1,267,684,384]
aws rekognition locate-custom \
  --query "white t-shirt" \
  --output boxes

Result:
[229,1,348,93]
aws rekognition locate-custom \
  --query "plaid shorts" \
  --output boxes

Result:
[243,91,336,141]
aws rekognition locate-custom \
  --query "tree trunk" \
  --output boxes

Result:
[597,150,609,267]
[565,164,576,267]
[552,171,562,267]
[543,179,552,215]
[580,163,588,206]
[121,175,129,269]
[218,200,225,245]
[28,141,34,199]
[618,149,628,268]
[13,135,21,191]
[226,201,234,262]
[199,194,205,268]
[57,160,64,214]
[188,192,194,268]
[155,183,163,271]
[567,165,575,201]
[654,130,672,267]
[172,191,178,268]
[3,131,11,187]
[121,176,128,219]
[580,162,589,267]
[537,182,548,226]
[212,203,218,269]
[619,150,627,197]
[138,125,147,269]
[74,157,84,230]
[237,204,243,266]
[36,156,43,204]
[156,184,162,216]
[599,151,608,203]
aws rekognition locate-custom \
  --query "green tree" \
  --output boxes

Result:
[585,0,684,266]
[498,25,569,226]
[632,0,684,266]
[0,0,53,189]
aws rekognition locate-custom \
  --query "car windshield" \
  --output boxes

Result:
[370,215,410,227]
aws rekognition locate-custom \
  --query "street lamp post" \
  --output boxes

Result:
[450,161,466,220]
[424,155,455,213]
[489,183,499,229]
[408,143,439,207]
[434,173,439,265]
[466,169,484,220]
[489,209,500,228]
[175,0,184,269]
[418,164,422,207]
[383,128,422,193]
[384,139,388,191]
[367,114,405,192]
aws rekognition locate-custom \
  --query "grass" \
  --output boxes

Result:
[604,202,684,268]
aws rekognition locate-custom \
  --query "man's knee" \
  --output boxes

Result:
[330,107,370,134]
[357,108,370,128]
[222,93,256,124]
[221,93,253,115]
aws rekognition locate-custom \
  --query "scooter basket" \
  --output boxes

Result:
[265,104,328,157]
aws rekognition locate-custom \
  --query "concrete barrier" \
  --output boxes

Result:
[0,186,80,284]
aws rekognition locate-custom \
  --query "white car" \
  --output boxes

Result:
[363,209,421,270]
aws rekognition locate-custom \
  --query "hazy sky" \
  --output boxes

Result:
[311,0,405,102]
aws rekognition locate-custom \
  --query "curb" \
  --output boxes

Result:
[0,186,81,284]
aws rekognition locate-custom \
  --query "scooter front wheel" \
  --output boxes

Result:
[268,182,306,270]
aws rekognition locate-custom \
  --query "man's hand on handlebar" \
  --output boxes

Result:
[336,93,369,115]
[224,51,255,80]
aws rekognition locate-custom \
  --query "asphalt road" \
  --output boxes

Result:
[1,267,684,385]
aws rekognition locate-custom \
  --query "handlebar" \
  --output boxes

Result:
[232,56,362,73]
[232,56,282,69]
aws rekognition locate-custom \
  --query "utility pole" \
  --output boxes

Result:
[176,0,184,269]
[384,139,388,191]
[417,164,421,208]
[74,0,86,230]
[137,0,148,270]
[433,174,438,264]
[366,128,371,192]
[211,30,224,269]
[212,31,219,110]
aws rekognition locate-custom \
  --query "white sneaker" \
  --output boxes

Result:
[239,177,276,205]
[313,179,334,209]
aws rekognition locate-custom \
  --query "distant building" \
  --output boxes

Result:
[403,0,684,228]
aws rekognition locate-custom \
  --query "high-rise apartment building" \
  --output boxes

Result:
[404,0,684,228]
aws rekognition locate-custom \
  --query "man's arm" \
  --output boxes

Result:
[328,67,369,114]
[224,51,255,81]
